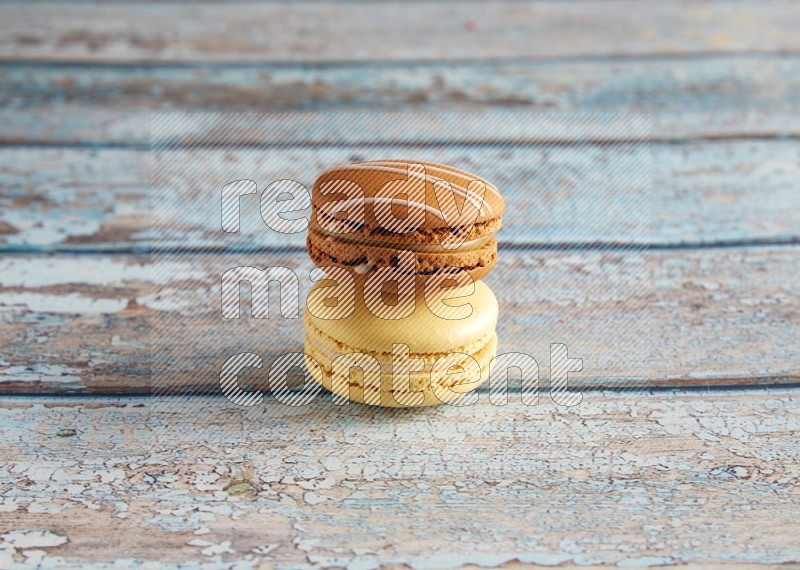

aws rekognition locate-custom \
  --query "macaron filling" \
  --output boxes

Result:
[310,220,492,253]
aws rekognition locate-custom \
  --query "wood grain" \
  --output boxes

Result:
[1,1,798,566]
[2,56,800,145]
[0,246,797,394]
[2,140,799,253]
[2,2,800,63]
[1,389,798,567]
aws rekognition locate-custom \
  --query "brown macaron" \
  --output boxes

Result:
[307,160,504,282]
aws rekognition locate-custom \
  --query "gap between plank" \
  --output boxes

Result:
[1,238,798,257]
[2,50,800,69]
[4,134,800,152]
[2,381,800,400]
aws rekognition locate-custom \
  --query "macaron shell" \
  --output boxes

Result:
[304,334,496,407]
[353,159,505,217]
[312,160,504,233]
[304,279,499,354]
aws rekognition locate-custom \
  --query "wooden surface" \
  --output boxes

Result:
[1,247,798,394]
[0,1,798,568]
[1,389,800,568]
[3,56,800,145]
[3,2,800,63]
[2,141,799,252]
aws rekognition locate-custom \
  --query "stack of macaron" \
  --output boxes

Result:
[304,160,504,406]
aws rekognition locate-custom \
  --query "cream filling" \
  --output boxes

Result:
[310,220,491,253]
[304,313,497,366]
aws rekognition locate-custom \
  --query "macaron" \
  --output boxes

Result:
[304,278,498,407]
[307,160,505,283]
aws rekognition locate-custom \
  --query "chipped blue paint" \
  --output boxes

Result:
[2,140,799,253]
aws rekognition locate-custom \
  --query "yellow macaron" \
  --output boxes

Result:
[304,279,498,407]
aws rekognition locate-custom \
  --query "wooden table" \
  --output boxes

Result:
[1,2,798,568]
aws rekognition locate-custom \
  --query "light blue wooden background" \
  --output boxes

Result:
[0,2,798,567]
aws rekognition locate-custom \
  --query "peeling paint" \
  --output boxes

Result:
[0,391,798,567]
[0,292,128,314]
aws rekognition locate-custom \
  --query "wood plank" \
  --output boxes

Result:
[1,389,798,567]
[1,2,799,63]
[2,56,799,145]
[0,246,797,394]
[2,141,799,253]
